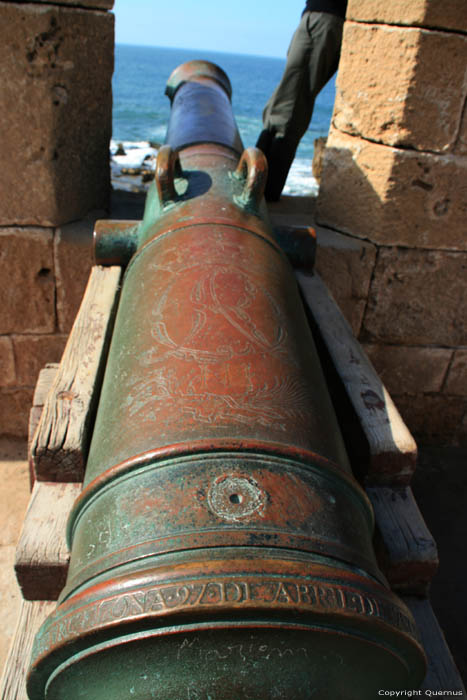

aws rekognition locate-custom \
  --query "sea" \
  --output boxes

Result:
[111,44,336,196]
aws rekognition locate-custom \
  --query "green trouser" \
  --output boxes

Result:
[257,11,344,200]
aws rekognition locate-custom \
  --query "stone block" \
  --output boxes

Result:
[363,248,467,347]
[445,350,467,397]
[0,337,16,387]
[55,213,99,332]
[26,0,114,8]
[0,3,113,226]
[314,225,376,336]
[454,101,467,157]
[347,0,467,34]
[394,393,467,447]
[12,334,67,387]
[462,412,467,444]
[334,23,467,152]
[312,137,327,183]
[363,344,453,396]
[0,229,55,334]
[316,130,467,250]
[0,388,34,437]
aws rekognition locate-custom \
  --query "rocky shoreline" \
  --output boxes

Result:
[111,142,158,193]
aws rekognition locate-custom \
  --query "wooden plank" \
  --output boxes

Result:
[30,265,121,482]
[27,407,42,489]
[0,600,56,700]
[404,597,466,695]
[296,271,417,485]
[367,486,438,595]
[15,482,81,601]
[28,364,59,489]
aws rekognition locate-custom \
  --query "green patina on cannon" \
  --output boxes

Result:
[27,61,426,700]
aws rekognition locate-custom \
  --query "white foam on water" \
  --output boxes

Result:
[110,140,158,167]
[283,158,319,197]
[110,140,159,192]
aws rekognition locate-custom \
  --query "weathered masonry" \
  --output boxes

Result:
[316,0,467,445]
[0,0,114,436]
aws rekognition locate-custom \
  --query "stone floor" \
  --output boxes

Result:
[0,438,30,675]
[411,445,467,685]
[0,436,466,687]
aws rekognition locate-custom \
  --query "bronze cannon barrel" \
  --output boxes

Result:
[27,61,425,699]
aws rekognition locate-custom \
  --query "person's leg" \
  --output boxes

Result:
[261,13,314,142]
[257,13,312,200]
[305,12,344,102]
[257,12,344,201]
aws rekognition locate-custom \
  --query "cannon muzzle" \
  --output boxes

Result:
[27,61,425,699]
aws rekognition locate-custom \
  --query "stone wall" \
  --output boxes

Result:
[0,0,114,437]
[316,0,467,445]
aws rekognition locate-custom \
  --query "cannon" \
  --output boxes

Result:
[27,61,426,699]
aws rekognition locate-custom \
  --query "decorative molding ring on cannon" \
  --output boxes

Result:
[27,61,426,699]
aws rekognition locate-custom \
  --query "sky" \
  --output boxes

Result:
[113,0,306,58]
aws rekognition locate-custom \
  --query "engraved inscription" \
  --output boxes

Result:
[177,636,309,665]
[151,268,288,361]
[120,232,315,432]
[85,518,112,559]
[32,577,419,659]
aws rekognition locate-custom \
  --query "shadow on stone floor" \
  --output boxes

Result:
[412,445,467,685]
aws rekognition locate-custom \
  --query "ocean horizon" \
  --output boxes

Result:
[111,43,336,196]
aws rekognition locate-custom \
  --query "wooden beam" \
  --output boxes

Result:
[28,364,59,489]
[30,265,121,482]
[367,486,438,595]
[15,482,81,601]
[297,271,417,485]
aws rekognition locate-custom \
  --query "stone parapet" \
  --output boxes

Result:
[0,333,66,436]
[0,338,16,388]
[347,0,467,34]
[455,105,467,157]
[55,215,99,333]
[16,0,114,7]
[364,343,467,445]
[333,22,467,153]
[316,131,467,250]
[0,388,34,438]
[363,248,467,347]
[445,350,467,398]
[316,3,467,445]
[0,0,113,438]
[363,344,453,397]
[12,335,67,387]
[0,218,97,438]
[0,2,114,226]
[394,394,467,447]
[0,229,55,334]
[314,225,376,337]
